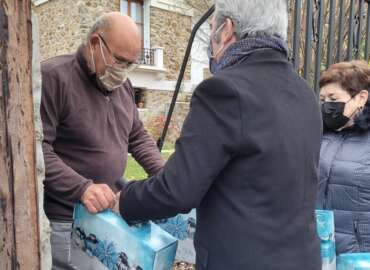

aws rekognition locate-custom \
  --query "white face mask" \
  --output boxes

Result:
[90,38,136,91]
[98,64,130,91]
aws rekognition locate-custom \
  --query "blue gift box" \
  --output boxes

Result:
[316,210,336,270]
[337,253,370,270]
[154,210,196,263]
[316,210,335,241]
[70,203,178,270]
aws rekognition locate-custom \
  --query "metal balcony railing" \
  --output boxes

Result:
[139,48,155,66]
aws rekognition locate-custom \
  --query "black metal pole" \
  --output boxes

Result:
[355,0,365,59]
[157,5,215,151]
[365,1,370,61]
[337,0,345,62]
[314,0,325,93]
[326,0,336,67]
[347,0,355,61]
[304,0,313,80]
[293,0,302,71]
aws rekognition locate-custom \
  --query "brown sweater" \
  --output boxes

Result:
[41,46,164,221]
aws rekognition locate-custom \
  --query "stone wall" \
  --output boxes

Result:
[78,0,120,43]
[32,13,51,270]
[33,0,120,61]
[34,0,83,60]
[150,6,192,81]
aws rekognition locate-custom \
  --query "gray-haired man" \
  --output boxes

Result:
[118,1,322,269]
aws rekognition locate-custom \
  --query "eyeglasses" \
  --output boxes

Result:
[207,22,227,58]
[97,33,139,68]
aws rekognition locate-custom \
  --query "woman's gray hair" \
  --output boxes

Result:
[214,0,288,40]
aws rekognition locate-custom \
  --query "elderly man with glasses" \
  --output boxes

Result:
[40,12,164,269]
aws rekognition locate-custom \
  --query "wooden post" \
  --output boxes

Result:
[0,0,40,269]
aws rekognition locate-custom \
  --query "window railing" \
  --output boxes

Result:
[139,48,155,66]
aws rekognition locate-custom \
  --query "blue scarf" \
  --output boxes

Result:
[211,34,289,74]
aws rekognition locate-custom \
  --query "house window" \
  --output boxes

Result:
[134,88,145,108]
[120,0,144,41]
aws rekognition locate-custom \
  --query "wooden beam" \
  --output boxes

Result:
[0,0,40,269]
[0,4,16,269]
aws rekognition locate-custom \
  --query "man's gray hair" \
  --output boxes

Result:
[214,0,288,40]
[85,15,110,43]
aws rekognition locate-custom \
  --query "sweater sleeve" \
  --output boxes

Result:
[41,67,92,203]
[120,77,242,221]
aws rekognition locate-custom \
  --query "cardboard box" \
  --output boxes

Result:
[70,204,178,270]
[154,210,196,264]
[337,253,370,270]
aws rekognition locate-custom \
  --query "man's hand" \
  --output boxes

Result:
[81,184,116,214]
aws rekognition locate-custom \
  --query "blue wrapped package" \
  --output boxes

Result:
[316,210,336,270]
[154,210,196,264]
[337,253,370,270]
[70,203,178,270]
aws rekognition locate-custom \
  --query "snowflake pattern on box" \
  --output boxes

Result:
[92,240,119,269]
[157,215,188,240]
[154,210,197,264]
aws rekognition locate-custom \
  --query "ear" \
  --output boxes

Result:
[221,18,236,43]
[357,89,369,107]
[89,34,100,49]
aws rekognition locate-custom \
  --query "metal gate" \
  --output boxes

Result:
[290,0,370,92]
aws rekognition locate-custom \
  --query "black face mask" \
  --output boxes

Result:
[321,102,350,130]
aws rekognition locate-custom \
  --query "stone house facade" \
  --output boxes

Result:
[32,0,211,144]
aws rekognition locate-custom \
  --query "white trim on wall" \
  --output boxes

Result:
[150,0,193,16]
[143,0,151,49]
[130,69,192,92]
[32,0,49,6]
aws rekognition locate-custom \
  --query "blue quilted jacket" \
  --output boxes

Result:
[317,108,370,254]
